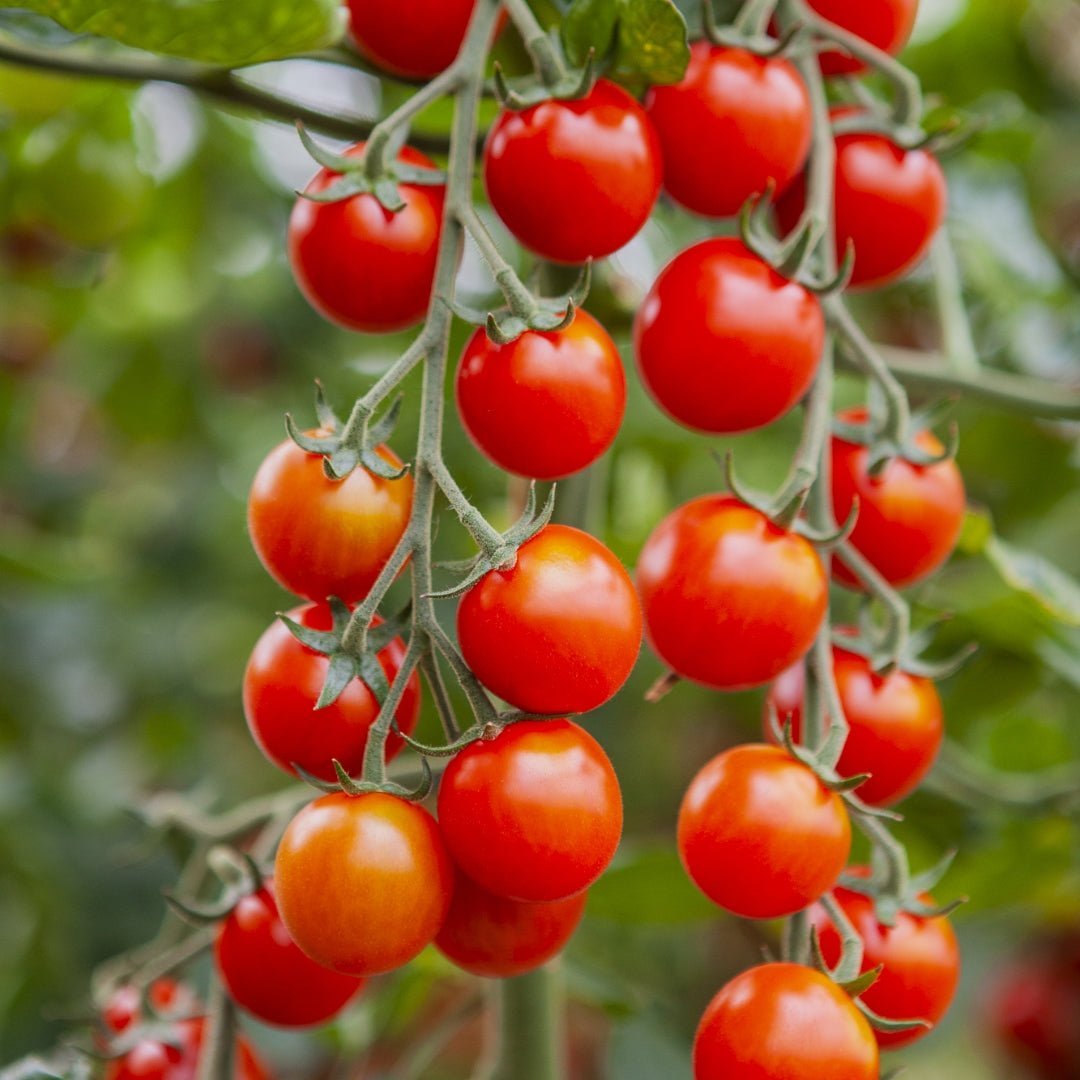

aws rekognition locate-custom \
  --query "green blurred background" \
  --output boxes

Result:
[1,0,1079,1075]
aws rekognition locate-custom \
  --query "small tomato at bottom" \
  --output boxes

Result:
[104,1020,271,1080]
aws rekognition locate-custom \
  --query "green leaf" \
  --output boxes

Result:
[587,846,717,924]
[985,536,1080,626]
[607,1015,692,1079]
[561,0,620,67]
[614,0,690,85]
[12,0,346,65]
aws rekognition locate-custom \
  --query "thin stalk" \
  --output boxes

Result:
[930,232,980,376]
[503,0,566,85]
[484,968,563,1080]
[819,892,865,983]
[194,979,236,1080]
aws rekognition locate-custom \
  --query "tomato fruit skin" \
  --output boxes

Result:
[766,639,943,805]
[811,875,960,1049]
[104,1021,270,1080]
[455,309,626,480]
[645,44,811,218]
[694,962,879,1079]
[437,719,622,903]
[808,0,919,76]
[288,143,444,332]
[214,883,363,1027]
[247,435,412,603]
[243,603,420,782]
[483,79,662,264]
[102,980,195,1034]
[457,524,641,714]
[274,792,454,976]
[346,0,475,79]
[830,408,965,589]
[435,870,588,978]
[637,496,827,690]
[634,238,824,433]
[678,744,850,919]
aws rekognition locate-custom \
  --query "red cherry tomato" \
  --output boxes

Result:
[766,638,944,805]
[104,1021,270,1080]
[214,882,363,1027]
[694,962,879,1079]
[437,719,622,902]
[274,792,453,976]
[483,79,662,263]
[634,238,824,433]
[243,603,420,782]
[435,869,588,977]
[808,0,919,76]
[247,435,413,603]
[288,143,444,332]
[346,0,475,79]
[455,309,626,480]
[103,980,196,1034]
[637,496,827,690]
[457,524,641,714]
[811,873,960,1049]
[678,744,850,919]
[831,408,965,589]
[645,44,811,217]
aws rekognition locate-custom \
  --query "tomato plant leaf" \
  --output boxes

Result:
[614,0,690,85]
[561,0,620,67]
[984,536,1080,627]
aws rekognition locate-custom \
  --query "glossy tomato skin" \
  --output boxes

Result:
[288,144,444,332]
[457,524,641,714]
[766,641,943,805]
[831,408,965,588]
[214,883,364,1027]
[455,309,625,480]
[808,0,919,76]
[243,603,420,782]
[248,436,412,603]
[637,496,827,690]
[104,1021,270,1080]
[694,962,879,1079]
[347,0,475,79]
[483,79,662,263]
[678,744,850,919]
[646,44,811,217]
[437,719,622,903]
[274,792,453,976]
[435,869,588,977]
[634,238,824,433]
[811,875,960,1049]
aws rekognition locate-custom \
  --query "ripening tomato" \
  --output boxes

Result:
[435,869,588,978]
[694,963,879,1079]
[457,524,641,714]
[243,603,420,782]
[634,238,824,433]
[346,0,475,79]
[808,0,919,76]
[678,744,850,919]
[645,44,811,217]
[483,79,662,263]
[274,792,453,976]
[831,408,965,589]
[214,883,364,1027]
[637,496,827,690]
[766,639,944,805]
[811,872,960,1049]
[102,980,196,1034]
[248,435,412,603]
[288,143,444,332]
[104,1021,270,1080]
[455,309,626,480]
[437,719,622,903]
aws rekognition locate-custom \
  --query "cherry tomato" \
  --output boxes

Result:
[288,143,444,332]
[634,238,824,433]
[695,963,878,1079]
[645,44,811,217]
[103,980,196,1034]
[347,0,475,79]
[455,309,626,480]
[637,496,827,690]
[247,435,413,603]
[214,882,364,1027]
[437,719,622,902]
[104,1021,270,1080]
[807,0,919,77]
[243,603,420,782]
[678,744,850,919]
[435,869,588,978]
[811,873,960,1049]
[483,79,662,264]
[766,638,943,805]
[457,524,641,714]
[274,792,453,976]
[831,408,965,589]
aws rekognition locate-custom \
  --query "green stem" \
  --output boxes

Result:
[930,232,980,376]
[485,968,563,1080]
[819,891,865,983]
[502,0,566,85]
[194,979,236,1080]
